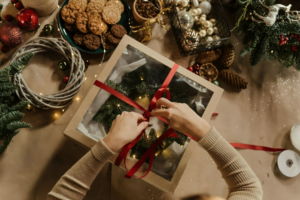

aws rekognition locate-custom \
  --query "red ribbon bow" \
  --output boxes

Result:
[94,64,181,179]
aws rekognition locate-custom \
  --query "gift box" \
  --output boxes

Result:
[64,35,223,194]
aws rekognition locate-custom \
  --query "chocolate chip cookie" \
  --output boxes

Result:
[69,0,88,10]
[88,13,108,35]
[102,33,117,50]
[111,24,127,38]
[107,32,121,44]
[106,0,124,14]
[73,31,86,46]
[76,12,90,33]
[102,5,121,25]
[61,4,84,25]
[64,23,77,33]
[83,34,101,51]
[87,1,106,15]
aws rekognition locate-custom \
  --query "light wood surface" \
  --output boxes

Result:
[0,0,300,199]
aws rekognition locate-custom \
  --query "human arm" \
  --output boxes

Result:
[151,98,263,200]
[47,112,149,200]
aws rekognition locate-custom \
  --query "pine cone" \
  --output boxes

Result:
[220,69,248,89]
[218,44,235,69]
[196,49,222,64]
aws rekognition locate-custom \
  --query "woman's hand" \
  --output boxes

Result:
[151,98,211,141]
[103,112,149,152]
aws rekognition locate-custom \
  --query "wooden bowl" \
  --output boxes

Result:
[132,0,162,24]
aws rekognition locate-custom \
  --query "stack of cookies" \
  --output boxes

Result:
[61,0,127,51]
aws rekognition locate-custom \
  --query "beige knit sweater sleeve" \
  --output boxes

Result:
[47,127,262,200]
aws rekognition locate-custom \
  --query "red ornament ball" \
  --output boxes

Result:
[15,2,24,10]
[292,46,298,52]
[16,8,39,31]
[63,76,69,83]
[11,0,19,3]
[4,14,14,22]
[1,46,10,53]
[187,66,193,72]
[194,70,199,75]
[0,23,24,48]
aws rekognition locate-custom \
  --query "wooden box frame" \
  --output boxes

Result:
[64,35,223,194]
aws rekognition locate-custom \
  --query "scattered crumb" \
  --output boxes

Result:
[259,160,262,165]
[267,173,269,177]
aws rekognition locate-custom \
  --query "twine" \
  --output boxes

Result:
[11,37,85,109]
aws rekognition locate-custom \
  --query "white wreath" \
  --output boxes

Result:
[11,37,85,109]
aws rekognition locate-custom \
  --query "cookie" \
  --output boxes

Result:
[83,34,101,51]
[111,24,127,38]
[64,23,77,33]
[69,0,88,10]
[107,32,121,44]
[61,4,84,25]
[102,5,121,25]
[88,13,108,35]
[106,0,124,14]
[87,1,106,15]
[76,12,90,33]
[89,0,107,4]
[73,31,86,46]
[102,33,117,50]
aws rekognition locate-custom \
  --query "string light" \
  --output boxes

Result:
[62,109,65,112]
[139,96,142,99]
[132,154,136,158]
[76,97,80,101]
[140,76,144,80]
[26,104,32,111]
[84,77,87,80]
[155,152,159,156]
[95,75,97,77]
[181,144,184,148]
[39,93,42,95]
[117,104,120,107]
[54,113,60,118]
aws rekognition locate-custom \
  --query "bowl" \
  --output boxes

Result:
[132,0,162,24]
[58,0,133,54]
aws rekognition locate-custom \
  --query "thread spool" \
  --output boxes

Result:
[276,150,300,177]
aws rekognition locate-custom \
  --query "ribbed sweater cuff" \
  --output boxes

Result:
[198,126,220,150]
[91,138,115,162]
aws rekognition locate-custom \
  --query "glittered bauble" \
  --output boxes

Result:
[63,76,69,83]
[184,29,200,42]
[199,1,211,15]
[1,45,10,53]
[58,61,69,71]
[4,14,14,22]
[179,11,194,30]
[199,63,218,82]
[16,8,39,31]
[15,2,24,10]
[11,0,19,4]
[0,23,24,48]
[212,80,219,86]
[43,24,53,35]
[84,59,90,71]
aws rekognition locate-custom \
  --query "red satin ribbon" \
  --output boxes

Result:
[94,63,181,179]
[230,143,286,152]
[93,63,286,179]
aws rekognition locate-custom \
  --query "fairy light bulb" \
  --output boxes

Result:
[117,104,120,107]
[139,96,142,99]
[140,76,144,80]
[133,154,136,158]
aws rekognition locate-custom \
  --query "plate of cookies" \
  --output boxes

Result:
[59,0,133,53]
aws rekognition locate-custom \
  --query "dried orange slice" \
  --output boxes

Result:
[199,63,218,82]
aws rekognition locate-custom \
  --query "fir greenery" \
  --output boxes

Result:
[93,65,199,159]
[0,53,34,155]
[234,0,300,69]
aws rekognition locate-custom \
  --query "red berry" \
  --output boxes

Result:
[286,37,289,41]
[4,14,14,22]
[281,35,284,39]
[298,38,300,41]
[187,66,193,72]
[15,2,24,10]
[292,46,298,51]
[193,63,200,71]
[63,76,69,83]
[11,0,18,3]
[1,46,10,53]
[194,70,199,75]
